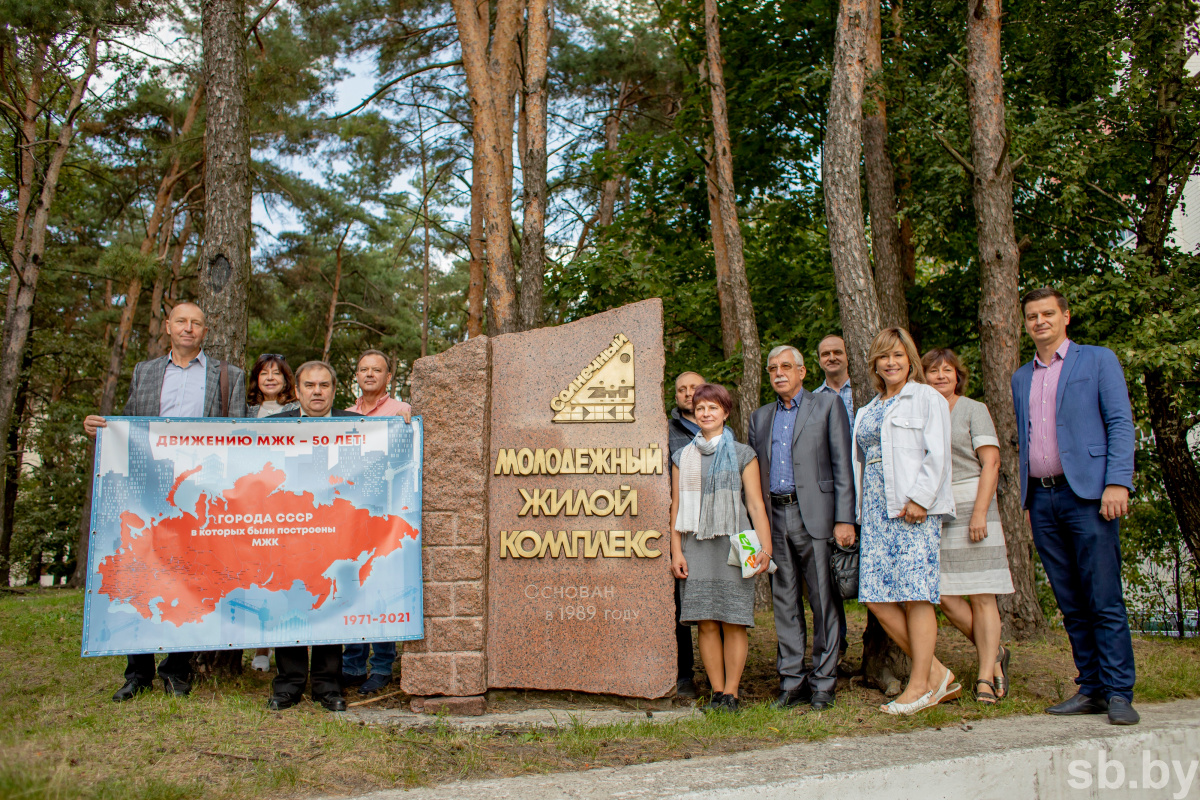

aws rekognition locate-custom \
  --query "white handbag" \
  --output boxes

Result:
[727,530,778,578]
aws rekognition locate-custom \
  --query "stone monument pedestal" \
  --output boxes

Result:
[401,300,675,702]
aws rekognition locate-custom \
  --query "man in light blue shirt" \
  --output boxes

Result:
[814,335,855,426]
[160,349,207,417]
[84,301,245,702]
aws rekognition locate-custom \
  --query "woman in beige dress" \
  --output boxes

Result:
[923,348,1014,704]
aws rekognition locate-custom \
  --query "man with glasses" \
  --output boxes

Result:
[748,346,855,711]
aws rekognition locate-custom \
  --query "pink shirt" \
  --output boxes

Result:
[348,394,412,418]
[1028,339,1070,478]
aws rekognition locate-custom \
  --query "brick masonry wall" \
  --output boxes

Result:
[400,336,490,697]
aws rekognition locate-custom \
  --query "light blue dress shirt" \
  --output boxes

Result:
[769,393,800,494]
[160,350,207,416]
[816,379,855,426]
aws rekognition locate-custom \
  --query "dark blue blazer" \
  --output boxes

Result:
[1011,342,1135,509]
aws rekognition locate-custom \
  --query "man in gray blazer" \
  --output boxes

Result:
[84,301,246,702]
[748,345,855,710]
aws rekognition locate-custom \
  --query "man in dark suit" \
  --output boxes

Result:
[666,371,705,698]
[267,360,361,712]
[1012,288,1139,725]
[84,301,246,702]
[748,345,855,710]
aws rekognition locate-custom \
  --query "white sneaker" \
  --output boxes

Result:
[251,655,271,672]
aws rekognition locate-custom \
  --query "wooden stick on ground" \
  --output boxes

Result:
[347,689,407,708]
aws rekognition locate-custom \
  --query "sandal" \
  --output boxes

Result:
[994,645,1011,700]
[975,678,998,705]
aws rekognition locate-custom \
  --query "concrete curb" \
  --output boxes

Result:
[345,705,699,732]
[334,699,1200,799]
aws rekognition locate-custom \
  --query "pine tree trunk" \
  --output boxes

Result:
[824,0,882,405]
[824,0,909,688]
[0,32,99,546]
[0,354,30,587]
[1133,19,1200,574]
[518,0,551,331]
[467,126,486,338]
[452,0,524,334]
[198,0,251,367]
[704,0,761,440]
[862,0,908,331]
[965,0,1045,637]
[322,227,349,363]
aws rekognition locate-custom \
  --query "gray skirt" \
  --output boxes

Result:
[679,534,756,627]
[939,477,1014,596]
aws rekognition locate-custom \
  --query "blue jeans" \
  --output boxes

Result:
[1028,482,1136,702]
[342,642,397,677]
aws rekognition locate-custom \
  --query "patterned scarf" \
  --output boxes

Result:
[674,428,741,540]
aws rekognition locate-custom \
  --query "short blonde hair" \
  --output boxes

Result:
[866,328,925,394]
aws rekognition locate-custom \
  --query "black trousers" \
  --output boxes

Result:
[274,645,342,700]
[125,651,194,684]
[674,577,694,681]
[770,502,840,694]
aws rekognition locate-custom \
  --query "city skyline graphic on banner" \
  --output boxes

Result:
[82,417,423,656]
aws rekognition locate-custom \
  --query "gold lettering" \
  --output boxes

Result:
[539,530,574,557]
[560,447,575,473]
[614,485,638,516]
[575,448,589,472]
[500,530,520,558]
[494,449,519,475]
[638,530,663,557]
[545,448,561,474]
[589,489,614,516]
[517,448,534,475]
[584,530,608,558]
[532,448,547,474]
[515,530,541,557]
[518,489,537,516]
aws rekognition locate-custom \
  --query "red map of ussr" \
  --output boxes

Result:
[97,463,418,627]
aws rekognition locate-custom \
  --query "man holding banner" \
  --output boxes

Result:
[267,360,362,712]
[83,301,246,702]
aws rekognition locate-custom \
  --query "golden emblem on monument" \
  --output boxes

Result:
[550,333,635,423]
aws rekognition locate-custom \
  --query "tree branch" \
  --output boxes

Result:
[934,131,975,174]
[326,61,463,120]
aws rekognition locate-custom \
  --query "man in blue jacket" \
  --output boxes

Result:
[1012,288,1138,725]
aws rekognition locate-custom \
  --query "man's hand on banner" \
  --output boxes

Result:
[84,415,107,438]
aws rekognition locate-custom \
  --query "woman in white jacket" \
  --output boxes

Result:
[853,328,957,715]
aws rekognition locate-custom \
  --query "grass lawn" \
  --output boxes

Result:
[2,588,1197,800]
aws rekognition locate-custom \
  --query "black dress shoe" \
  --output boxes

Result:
[810,690,835,710]
[268,694,301,711]
[161,675,191,697]
[1107,696,1140,725]
[704,692,727,712]
[771,684,813,709]
[112,679,152,702]
[1046,692,1109,716]
[319,693,347,712]
[676,678,698,699]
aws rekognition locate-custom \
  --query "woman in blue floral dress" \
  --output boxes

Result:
[852,328,956,716]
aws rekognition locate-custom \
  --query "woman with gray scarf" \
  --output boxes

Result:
[670,383,772,713]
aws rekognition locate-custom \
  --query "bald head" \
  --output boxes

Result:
[165,301,208,360]
[674,371,705,418]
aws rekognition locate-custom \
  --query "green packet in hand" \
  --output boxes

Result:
[727,530,777,578]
